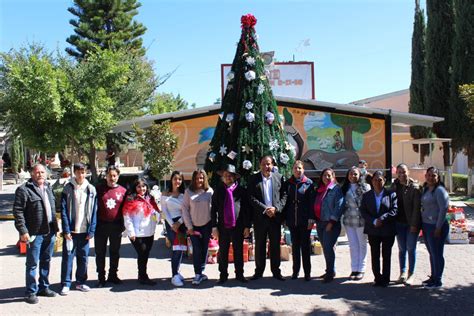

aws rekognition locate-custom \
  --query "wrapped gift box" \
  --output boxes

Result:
[248,244,255,261]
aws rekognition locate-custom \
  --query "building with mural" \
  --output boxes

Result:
[113,96,442,182]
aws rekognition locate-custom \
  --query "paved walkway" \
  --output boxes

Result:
[1,183,473,315]
[0,221,473,315]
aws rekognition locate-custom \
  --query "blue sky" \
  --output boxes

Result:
[0,0,419,107]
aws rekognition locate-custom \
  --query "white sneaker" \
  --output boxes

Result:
[192,274,202,285]
[178,273,185,281]
[171,274,184,287]
[397,272,407,284]
[200,274,208,282]
[75,284,90,292]
[60,286,70,296]
[405,273,415,286]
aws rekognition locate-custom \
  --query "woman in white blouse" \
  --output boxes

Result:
[161,171,186,287]
[182,169,214,286]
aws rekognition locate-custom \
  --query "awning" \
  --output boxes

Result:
[113,96,444,133]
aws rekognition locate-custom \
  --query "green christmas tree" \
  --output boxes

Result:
[204,14,295,187]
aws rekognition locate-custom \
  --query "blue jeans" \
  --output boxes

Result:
[316,221,341,275]
[61,233,90,287]
[190,222,211,275]
[422,221,449,284]
[25,231,56,295]
[396,222,418,274]
[165,220,185,277]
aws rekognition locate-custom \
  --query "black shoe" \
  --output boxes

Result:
[422,276,433,286]
[139,277,157,286]
[217,276,228,284]
[24,294,38,304]
[97,280,107,288]
[318,273,335,279]
[291,273,298,280]
[322,275,334,283]
[349,272,357,280]
[273,274,286,281]
[107,275,123,284]
[304,275,311,281]
[236,275,248,283]
[373,281,388,287]
[37,288,57,297]
[251,274,262,281]
[353,272,364,281]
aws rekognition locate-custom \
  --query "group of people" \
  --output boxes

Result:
[13,157,450,305]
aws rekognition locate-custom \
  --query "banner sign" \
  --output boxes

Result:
[221,61,315,100]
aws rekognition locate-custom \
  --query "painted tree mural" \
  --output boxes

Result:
[330,114,371,151]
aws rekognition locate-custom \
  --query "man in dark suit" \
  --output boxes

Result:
[360,170,398,287]
[211,164,251,284]
[248,156,287,281]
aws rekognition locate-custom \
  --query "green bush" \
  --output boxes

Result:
[452,173,468,191]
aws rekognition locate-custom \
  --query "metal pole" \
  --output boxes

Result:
[401,142,405,165]
[418,144,420,165]
[429,140,432,166]
[449,141,453,193]
[385,111,392,183]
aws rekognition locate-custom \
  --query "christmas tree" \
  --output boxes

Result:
[204,14,295,187]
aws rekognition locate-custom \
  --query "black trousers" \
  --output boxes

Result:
[289,226,312,276]
[130,236,154,278]
[368,235,395,284]
[254,219,281,276]
[94,222,123,279]
[218,225,245,278]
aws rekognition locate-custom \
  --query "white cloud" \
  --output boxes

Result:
[304,112,326,131]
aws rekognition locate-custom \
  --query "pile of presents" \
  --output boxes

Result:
[446,206,470,244]
[165,225,324,264]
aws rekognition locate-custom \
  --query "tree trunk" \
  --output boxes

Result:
[442,142,451,167]
[88,140,98,184]
[467,145,474,197]
[342,126,354,151]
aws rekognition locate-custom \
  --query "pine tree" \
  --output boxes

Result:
[204,14,295,187]
[66,0,146,59]
[424,0,455,166]
[11,136,21,173]
[409,0,431,162]
[449,0,474,169]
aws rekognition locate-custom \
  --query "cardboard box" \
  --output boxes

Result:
[280,244,291,261]
[312,241,322,255]
[54,236,63,253]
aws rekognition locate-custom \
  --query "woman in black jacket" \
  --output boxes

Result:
[360,170,398,287]
[282,160,315,281]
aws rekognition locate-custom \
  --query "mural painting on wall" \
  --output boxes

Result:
[170,105,386,177]
[282,107,386,176]
[300,111,368,173]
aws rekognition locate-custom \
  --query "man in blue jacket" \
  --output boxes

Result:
[60,162,97,295]
[13,164,59,304]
